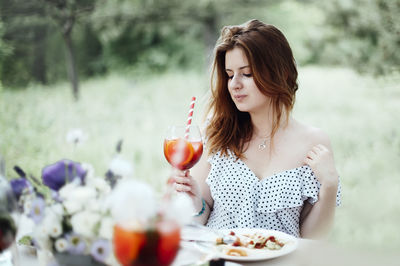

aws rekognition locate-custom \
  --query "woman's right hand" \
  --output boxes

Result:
[170,169,201,200]
[171,169,201,195]
[170,169,208,218]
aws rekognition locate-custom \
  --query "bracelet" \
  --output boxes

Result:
[193,198,206,217]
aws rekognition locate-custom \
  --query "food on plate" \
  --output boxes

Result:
[225,248,248,257]
[216,231,285,251]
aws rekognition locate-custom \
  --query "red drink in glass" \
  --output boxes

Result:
[163,125,203,171]
[163,139,203,170]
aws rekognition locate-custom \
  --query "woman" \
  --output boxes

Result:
[172,19,341,239]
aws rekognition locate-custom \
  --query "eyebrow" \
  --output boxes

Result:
[225,65,250,72]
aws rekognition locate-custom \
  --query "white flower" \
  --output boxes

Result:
[59,178,80,199]
[85,198,102,213]
[55,238,69,253]
[23,199,33,216]
[42,207,62,227]
[16,214,35,241]
[98,217,114,240]
[63,201,83,214]
[49,222,63,238]
[60,185,97,214]
[81,163,95,179]
[86,176,111,196]
[21,192,37,216]
[49,203,64,217]
[38,207,63,238]
[70,210,102,238]
[108,179,157,230]
[32,224,51,250]
[164,193,195,226]
[109,156,134,178]
[66,128,88,145]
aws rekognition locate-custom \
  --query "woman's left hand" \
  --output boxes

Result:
[304,144,339,188]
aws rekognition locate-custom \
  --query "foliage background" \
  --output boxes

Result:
[1,0,399,254]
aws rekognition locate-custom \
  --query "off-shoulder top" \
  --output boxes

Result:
[205,150,342,237]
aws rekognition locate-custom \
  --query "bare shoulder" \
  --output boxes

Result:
[291,119,332,150]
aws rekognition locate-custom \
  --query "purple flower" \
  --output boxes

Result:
[10,177,32,200]
[90,239,110,263]
[29,197,46,224]
[42,160,86,191]
[66,233,86,255]
[50,190,62,203]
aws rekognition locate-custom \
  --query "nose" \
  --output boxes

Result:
[229,75,243,91]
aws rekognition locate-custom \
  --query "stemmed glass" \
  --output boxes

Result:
[163,125,203,171]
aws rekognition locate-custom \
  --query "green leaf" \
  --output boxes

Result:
[18,235,34,246]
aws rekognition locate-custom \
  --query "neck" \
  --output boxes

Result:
[250,106,289,138]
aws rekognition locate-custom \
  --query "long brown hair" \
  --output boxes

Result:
[205,19,298,159]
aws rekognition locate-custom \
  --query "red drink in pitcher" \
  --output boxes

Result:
[113,219,181,266]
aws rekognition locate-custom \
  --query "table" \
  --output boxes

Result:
[174,238,400,266]
[7,235,400,266]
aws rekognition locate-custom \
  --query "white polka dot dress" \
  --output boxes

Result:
[205,150,342,238]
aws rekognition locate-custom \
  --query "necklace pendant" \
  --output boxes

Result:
[258,140,267,151]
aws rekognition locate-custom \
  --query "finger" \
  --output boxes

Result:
[184,170,190,177]
[174,183,191,192]
[304,157,312,166]
[311,145,322,154]
[321,145,331,154]
[172,169,187,177]
[166,176,175,185]
[175,176,192,185]
[316,144,328,152]
[307,150,318,158]
[313,145,323,152]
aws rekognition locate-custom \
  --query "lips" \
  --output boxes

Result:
[233,95,247,100]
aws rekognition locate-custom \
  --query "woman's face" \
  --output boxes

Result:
[225,47,269,114]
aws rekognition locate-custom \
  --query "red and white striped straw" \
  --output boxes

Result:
[184,96,196,139]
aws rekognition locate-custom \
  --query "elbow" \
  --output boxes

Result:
[300,223,333,240]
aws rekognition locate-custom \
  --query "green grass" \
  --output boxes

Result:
[1,67,399,252]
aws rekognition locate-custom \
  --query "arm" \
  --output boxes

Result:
[300,133,339,239]
[170,150,213,225]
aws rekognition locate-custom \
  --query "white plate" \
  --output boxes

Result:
[196,228,298,262]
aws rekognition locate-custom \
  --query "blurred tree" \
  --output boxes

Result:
[90,0,268,71]
[42,0,96,100]
[0,20,13,84]
[0,0,96,100]
[0,0,49,87]
[90,0,215,71]
[309,0,400,75]
[1,0,289,90]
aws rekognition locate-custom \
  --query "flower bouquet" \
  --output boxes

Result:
[12,143,195,266]
[15,159,117,266]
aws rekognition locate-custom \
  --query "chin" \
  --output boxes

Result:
[235,105,250,113]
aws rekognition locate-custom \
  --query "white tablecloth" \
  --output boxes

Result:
[6,233,400,266]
